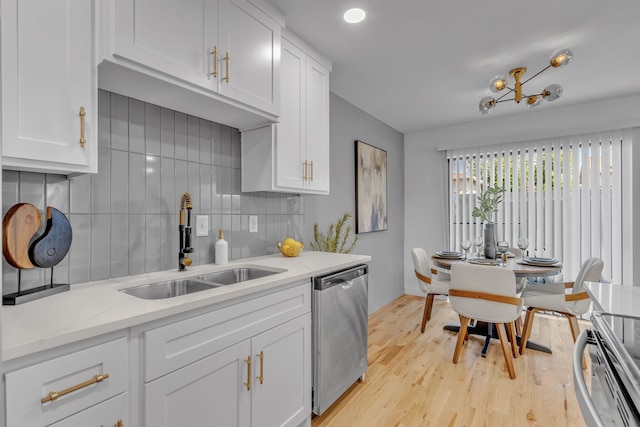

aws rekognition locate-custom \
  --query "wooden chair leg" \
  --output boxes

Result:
[453,316,470,364]
[421,294,435,333]
[515,315,523,336]
[507,321,518,359]
[519,307,538,355]
[496,323,516,379]
[566,314,587,369]
[458,315,469,341]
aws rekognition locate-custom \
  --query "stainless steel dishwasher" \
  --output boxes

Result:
[312,264,368,416]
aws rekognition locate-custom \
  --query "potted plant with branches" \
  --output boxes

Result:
[310,212,359,254]
[471,184,505,259]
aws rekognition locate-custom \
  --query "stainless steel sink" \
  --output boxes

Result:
[120,267,285,299]
[196,267,284,285]
[119,279,218,300]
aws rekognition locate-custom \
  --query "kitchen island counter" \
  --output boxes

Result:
[584,281,640,317]
[2,252,370,361]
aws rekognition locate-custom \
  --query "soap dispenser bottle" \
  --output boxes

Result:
[215,229,228,265]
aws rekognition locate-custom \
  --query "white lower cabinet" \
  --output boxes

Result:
[251,314,311,427]
[1,282,312,427]
[145,340,252,427]
[141,281,312,427]
[144,314,310,427]
[3,335,128,427]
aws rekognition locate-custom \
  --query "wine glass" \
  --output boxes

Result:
[496,240,509,265]
[473,236,483,258]
[517,238,529,256]
[461,239,472,260]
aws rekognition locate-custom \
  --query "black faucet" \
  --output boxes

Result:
[179,192,194,271]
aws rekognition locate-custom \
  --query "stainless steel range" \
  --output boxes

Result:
[575,311,640,426]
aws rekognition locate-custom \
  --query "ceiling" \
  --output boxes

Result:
[266,0,640,134]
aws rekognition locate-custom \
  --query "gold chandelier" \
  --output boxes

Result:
[479,48,573,114]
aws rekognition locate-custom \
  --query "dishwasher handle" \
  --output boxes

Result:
[314,265,368,290]
[332,279,354,290]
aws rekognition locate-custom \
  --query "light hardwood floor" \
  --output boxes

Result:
[312,295,589,427]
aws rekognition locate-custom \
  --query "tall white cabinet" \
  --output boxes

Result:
[0,0,97,175]
[242,31,331,195]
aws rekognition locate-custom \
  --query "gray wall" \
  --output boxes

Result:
[303,93,405,314]
[2,90,302,295]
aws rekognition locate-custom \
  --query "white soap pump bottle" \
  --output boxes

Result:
[215,229,228,265]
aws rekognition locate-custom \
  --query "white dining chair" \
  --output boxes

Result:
[449,262,523,379]
[519,257,604,358]
[411,248,450,333]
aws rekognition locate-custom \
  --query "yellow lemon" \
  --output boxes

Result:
[283,237,297,247]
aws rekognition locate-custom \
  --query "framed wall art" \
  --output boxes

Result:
[355,140,387,233]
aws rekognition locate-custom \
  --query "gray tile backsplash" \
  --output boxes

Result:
[2,90,303,294]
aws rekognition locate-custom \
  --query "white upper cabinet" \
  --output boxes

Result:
[101,0,282,129]
[242,32,331,195]
[1,0,98,175]
[112,0,217,90]
[303,54,331,193]
[218,0,281,114]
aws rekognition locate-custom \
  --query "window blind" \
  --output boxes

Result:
[446,130,626,282]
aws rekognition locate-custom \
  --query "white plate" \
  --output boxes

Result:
[525,256,558,263]
[521,259,562,267]
[434,252,463,259]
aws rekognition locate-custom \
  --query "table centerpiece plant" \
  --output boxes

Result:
[471,184,505,259]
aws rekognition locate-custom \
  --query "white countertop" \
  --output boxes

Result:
[584,281,640,317]
[2,252,371,361]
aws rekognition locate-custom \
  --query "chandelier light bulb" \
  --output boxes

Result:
[479,96,496,114]
[550,48,574,68]
[489,75,508,93]
[542,84,563,101]
[526,95,542,108]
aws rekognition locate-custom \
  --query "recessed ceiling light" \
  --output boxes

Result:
[344,8,366,24]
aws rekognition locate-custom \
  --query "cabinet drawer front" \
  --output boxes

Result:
[144,281,310,382]
[5,337,128,427]
[49,393,128,427]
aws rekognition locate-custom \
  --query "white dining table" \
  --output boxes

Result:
[431,255,563,356]
[431,255,562,278]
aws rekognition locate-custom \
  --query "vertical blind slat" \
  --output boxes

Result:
[601,136,612,280]
[611,133,623,284]
[552,142,563,259]
[580,140,590,263]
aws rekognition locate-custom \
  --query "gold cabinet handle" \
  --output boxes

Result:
[310,161,314,181]
[244,356,251,391]
[303,160,308,180]
[41,373,109,404]
[79,107,87,148]
[223,52,230,82]
[116,421,124,427]
[257,351,264,384]
[210,46,218,77]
